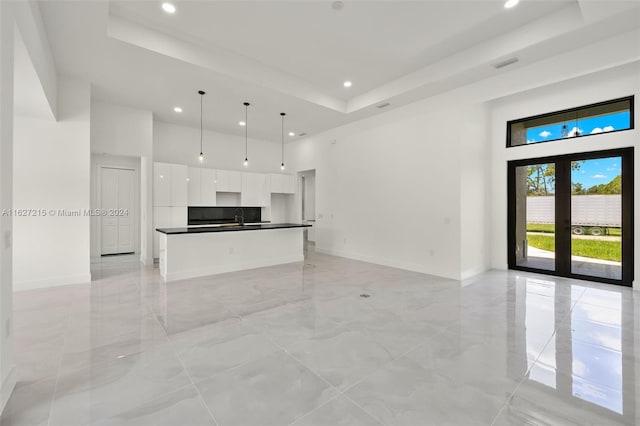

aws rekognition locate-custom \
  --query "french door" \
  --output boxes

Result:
[508,148,633,286]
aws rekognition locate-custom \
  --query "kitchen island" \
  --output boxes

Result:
[156,223,310,282]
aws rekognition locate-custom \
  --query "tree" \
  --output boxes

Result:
[586,175,621,195]
[572,182,585,195]
[527,164,555,195]
[526,161,583,196]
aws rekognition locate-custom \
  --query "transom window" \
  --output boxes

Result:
[507,96,634,147]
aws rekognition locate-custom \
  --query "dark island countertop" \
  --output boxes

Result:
[156,223,311,235]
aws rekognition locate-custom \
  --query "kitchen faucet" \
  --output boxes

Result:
[234,207,245,226]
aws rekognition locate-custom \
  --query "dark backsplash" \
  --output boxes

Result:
[188,206,262,225]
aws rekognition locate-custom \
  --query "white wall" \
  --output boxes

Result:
[288,93,482,280]
[90,154,141,257]
[460,104,490,280]
[488,62,640,280]
[90,100,153,264]
[0,1,15,413]
[303,171,316,221]
[154,121,284,173]
[13,77,91,291]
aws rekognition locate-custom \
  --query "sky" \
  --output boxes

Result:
[526,111,630,145]
[571,156,621,188]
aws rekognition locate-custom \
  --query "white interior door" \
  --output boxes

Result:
[101,168,119,255]
[117,169,135,253]
[101,167,136,255]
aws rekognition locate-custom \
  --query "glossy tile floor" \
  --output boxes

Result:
[2,247,639,425]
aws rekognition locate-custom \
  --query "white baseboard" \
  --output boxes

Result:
[460,265,489,281]
[315,247,460,281]
[163,255,304,282]
[140,255,153,266]
[14,273,91,292]
[0,367,17,416]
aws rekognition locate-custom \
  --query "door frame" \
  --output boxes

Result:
[508,147,634,286]
[97,164,138,256]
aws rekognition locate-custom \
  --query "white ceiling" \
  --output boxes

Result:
[38,0,640,142]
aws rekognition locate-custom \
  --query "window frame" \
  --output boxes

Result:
[506,96,635,148]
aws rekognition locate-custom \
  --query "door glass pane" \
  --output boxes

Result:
[571,157,622,280]
[515,163,556,271]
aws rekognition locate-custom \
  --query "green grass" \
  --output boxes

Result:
[526,223,555,233]
[526,223,621,236]
[526,234,621,262]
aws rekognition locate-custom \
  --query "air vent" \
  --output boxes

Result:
[298,132,307,137]
[494,57,519,69]
[377,102,391,109]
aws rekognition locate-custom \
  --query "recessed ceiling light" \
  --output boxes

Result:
[162,2,176,14]
[239,121,246,126]
[343,81,352,88]
[504,0,519,9]
[289,132,295,137]
[173,106,182,113]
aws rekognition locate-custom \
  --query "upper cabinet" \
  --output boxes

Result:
[216,169,242,193]
[153,162,188,206]
[270,173,295,194]
[187,167,202,205]
[188,167,217,206]
[156,163,293,208]
[170,164,188,206]
[241,172,269,206]
[153,163,172,206]
[201,168,217,205]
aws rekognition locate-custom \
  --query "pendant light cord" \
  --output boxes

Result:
[281,112,285,165]
[200,94,203,154]
[245,103,249,161]
[245,105,248,157]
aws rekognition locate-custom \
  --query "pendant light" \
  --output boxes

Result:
[198,90,205,162]
[243,102,250,167]
[280,112,286,170]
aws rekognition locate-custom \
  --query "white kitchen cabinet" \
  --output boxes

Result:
[216,169,242,193]
[153,163,172,206]
[188,167,217,206]
[229,171,242,192]
[187,167,202,206]
[282,174,294,194]
[171,206,187,227]
[270,173,295,194]
[216,169,229,192]
[153,206,187,259]
[171,164,188,206]
[241,172,269,206]
[153,206,172,258]
[201,168,217,205]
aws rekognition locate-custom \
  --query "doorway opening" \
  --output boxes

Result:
[298,169,316,248]
[508,148,633,286]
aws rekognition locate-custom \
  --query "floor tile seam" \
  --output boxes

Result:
[338,335,436,395]
[285,392,345,426]
[174,347,221,426]
[489,370,530,426]
[497,324,561,425]
[59,321,173,367]
[223,309,349,395]
[340,392,389,426]
[176,339,283,383]
[52,331,175,382]
[46,312,74,426]
[257,332,343,395]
